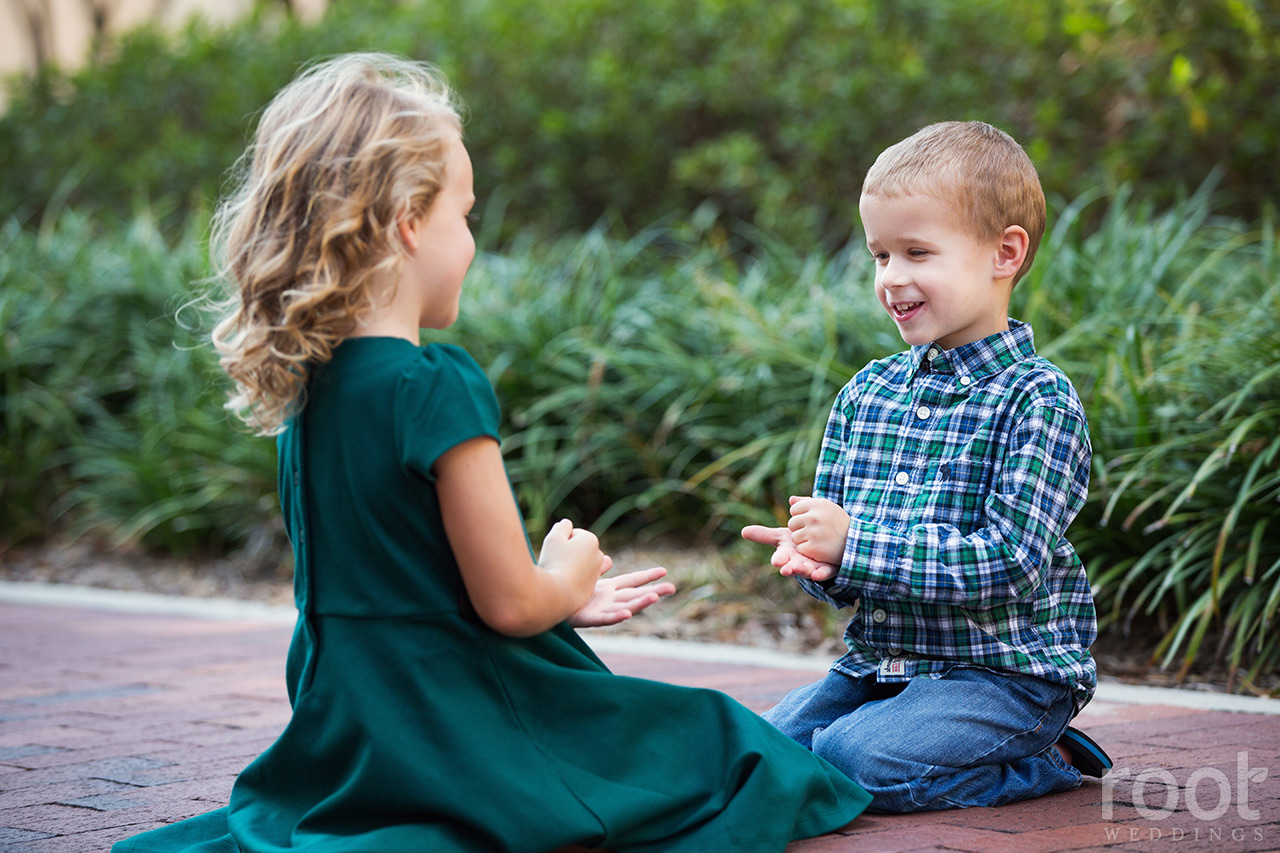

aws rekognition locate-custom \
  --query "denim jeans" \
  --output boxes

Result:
[762,666,1081,813]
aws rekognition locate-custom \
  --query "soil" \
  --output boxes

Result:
[3,538,1274,697]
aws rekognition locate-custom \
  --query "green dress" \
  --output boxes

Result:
[113,338,869,853]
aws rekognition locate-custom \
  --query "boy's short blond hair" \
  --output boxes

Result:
[861,121,1046,285]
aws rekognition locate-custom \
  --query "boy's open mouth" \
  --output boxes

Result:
[891,302,922,319]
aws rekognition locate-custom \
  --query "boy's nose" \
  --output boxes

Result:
[879,259,911,288]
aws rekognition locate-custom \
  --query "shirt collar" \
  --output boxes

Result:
[910,319,1036,379]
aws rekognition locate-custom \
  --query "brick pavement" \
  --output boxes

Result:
[1,589,1278,852]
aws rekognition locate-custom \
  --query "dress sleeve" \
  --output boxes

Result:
[397,344,502,481]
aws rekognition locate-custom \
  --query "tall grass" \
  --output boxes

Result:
[1024,187,1280,690]
[2,190,1276,686]
[445,225,898,541]
[0,210,278,558]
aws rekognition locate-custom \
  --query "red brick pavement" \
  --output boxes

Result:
[2,597,1278,852]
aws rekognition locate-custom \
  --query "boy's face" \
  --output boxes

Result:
[859,192,1012,351]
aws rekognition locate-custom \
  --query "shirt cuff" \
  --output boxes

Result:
[832,517,906,597]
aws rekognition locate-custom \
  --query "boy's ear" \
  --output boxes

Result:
[993,225,1030,282]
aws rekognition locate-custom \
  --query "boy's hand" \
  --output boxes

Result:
[568,566,676,628]
[787,496,850,566]
[741,524,839,583]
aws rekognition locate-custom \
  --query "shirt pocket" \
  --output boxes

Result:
[928,453,995,526]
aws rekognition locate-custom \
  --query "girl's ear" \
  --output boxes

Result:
[993,226,1029,282]
[398,214,421,253]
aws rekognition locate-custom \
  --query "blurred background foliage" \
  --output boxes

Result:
[1,0,1277,688]
[0,0,1276,242]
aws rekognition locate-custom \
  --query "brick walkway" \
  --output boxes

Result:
[1,588,1277,852]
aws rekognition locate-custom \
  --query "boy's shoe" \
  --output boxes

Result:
[1059,727,1113,777]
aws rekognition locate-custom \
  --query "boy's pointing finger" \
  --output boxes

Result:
[741,525,784,546]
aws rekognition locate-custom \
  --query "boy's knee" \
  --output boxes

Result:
[760,705,813,748]
[811,726,920,794]
[812,727,875,785]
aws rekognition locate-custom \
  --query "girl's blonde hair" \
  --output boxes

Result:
[210,53,462,435]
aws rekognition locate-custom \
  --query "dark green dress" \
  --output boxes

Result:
[113,338,869,853]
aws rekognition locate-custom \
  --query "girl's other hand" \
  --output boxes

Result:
[569,566,676,628]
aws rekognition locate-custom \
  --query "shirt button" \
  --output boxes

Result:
[888,647,902,656]
[959,375,972,387]
[916,405,931,419]
[927,347,940,361]
[873,609,887,623]
[894,471,910,486]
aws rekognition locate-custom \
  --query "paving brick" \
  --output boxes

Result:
[4,600,1278,853]
[0,777,134,811]
[4,740,188,772]
[0,711,122,736]
[57,792,144,812]
[0,745,67,763]
[5,825,133,852]
[79,756,186,787]
[0,802,139,835]
[793,820,1016,852]
[928,787,1116,833]
[0,726,122,751]
[0,827,57,846]
[788,836,866,852]
[107,777,232,806]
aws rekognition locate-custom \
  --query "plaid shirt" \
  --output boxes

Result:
[800,320,1097,711]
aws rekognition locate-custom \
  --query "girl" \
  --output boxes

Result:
[114,53,869,853]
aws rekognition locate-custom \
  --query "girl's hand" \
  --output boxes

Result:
[569,566,676,628]
[786,496,850,567]
[538,519,608,597]
[741,524,839,582]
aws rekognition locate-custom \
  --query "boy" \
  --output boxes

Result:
[742,121,1111,813]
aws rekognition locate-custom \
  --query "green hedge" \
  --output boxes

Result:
[0,212,279,554]
[2,0,1276,241]
[3,189,1277,684]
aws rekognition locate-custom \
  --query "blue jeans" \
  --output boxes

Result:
[763,666,1081,813]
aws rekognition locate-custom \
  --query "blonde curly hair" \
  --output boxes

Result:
[210,53,462,435]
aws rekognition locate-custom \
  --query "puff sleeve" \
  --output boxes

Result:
[397,344,502,481]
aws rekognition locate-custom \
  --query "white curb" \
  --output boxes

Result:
[0,580,296,624]
[3,580,1277,715]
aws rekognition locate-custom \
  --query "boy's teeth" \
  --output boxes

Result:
[894,302,921,316]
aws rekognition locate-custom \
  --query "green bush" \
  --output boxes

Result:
[1024,186,1280,691]
[441,223,898,541]
[3,188,1277,684]
[0,210,277,555]
[1,0,1276,241]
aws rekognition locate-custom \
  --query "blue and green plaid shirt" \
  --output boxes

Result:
[800,320,1097,711]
